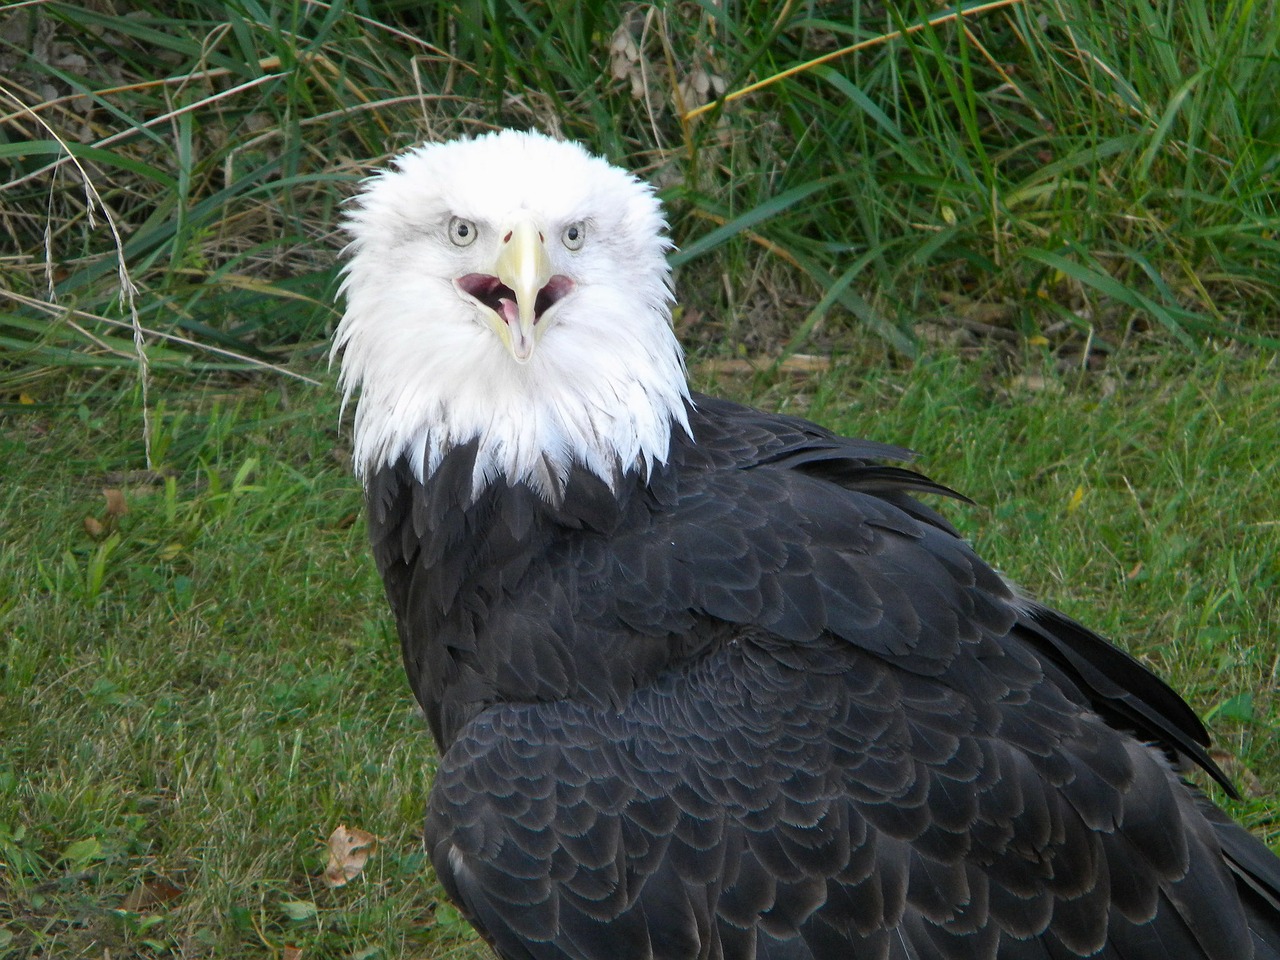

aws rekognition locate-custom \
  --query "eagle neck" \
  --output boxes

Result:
[365,443,655,746]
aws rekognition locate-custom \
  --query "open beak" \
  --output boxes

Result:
[493,218,550,362]
[455,216,574,363]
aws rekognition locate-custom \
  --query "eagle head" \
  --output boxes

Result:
[333,130,690,499]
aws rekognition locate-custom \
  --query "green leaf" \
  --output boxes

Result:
[280,900,318,921]
[1206,693,1257,725]
[1137,69,1208,183]
[62,837,106,866]
[0,140,177,188]
[668,179,833,268]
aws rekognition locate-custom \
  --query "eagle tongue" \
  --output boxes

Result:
[500,297,535,360]
[498,298,520,325]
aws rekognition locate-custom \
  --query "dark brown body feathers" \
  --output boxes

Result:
[365,394,1280,960]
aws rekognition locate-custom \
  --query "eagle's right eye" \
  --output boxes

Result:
[449,217,478,247]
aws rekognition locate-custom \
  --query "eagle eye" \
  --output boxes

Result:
[449,216,478,247]
[562,221,586,251]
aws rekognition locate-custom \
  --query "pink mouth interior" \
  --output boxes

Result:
[457,274,575,324]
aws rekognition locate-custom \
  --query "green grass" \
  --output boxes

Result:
[2,2,1279,957]
[2,346,1278,958]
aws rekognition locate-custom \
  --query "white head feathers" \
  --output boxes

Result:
[332,130,690,500]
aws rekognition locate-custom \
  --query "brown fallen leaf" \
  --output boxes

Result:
[121,876,183,911]
[1007,373,1064,394]
[283,946,303,960]
[84,488,130,540]
[103,487,128,519]
[323,825,377,888]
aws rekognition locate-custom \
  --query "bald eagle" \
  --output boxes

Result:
[333,130,1280,960]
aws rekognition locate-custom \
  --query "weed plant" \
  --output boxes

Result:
[1,0,1278,384]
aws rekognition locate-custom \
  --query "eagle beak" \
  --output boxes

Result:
[455,216,576,364]
[493,217,552,363]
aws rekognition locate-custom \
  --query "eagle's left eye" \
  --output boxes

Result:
[449,217,478,247]
[562,221,586,251]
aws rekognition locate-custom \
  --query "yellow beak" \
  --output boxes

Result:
[493,216,552,363]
